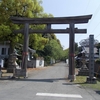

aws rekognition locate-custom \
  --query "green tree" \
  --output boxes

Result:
[63,48,69,60]
[29,34,48,50]
[42,39,64,60]
[37,33,66,64]
[0,0,50,53]
[75,42,78,52]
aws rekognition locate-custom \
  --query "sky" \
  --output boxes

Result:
[41,0,100,49]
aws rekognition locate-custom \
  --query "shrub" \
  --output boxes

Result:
[95,59,100,64]
[33,53,38,58]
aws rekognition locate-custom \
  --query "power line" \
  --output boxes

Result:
[94,23,100,38]
[84,0,91,14]
[76,1,100,43]
[95,34,100,38]
[87,2,100,28]
[75,0,91,42]
[77,2,100,42]
[87,2,100,40]
[91,20,100,33]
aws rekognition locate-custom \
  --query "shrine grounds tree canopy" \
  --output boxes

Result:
[79,38,99,47]
[0,0,54,53]
[0,0,64,63]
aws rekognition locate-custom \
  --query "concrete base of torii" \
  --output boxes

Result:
[68,75,76,81]
[86,76,97,84]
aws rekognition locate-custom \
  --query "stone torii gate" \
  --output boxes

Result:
[10,15,92,80]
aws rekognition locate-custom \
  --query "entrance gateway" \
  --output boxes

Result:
[10,15,92,81]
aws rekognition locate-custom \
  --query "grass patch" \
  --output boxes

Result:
[74,76,100,90]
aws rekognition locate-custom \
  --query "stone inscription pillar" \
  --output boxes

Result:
[89,35,94,78]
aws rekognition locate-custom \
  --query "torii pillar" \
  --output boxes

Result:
[22,23,29,71]
[68,23,75,80]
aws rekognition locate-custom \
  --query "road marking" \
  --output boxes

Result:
[36,93,82,98]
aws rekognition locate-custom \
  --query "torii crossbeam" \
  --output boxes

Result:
[10,14,92,80]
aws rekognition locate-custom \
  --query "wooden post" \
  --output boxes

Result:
[22,23,29,71]
[68,23,75,81]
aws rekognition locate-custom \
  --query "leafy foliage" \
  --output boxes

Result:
[79,38,99,47]
[37,34,65,64]
[0,0,43,19]
[95,58,100,64]
[63,48,69,60]
[29,34,48,50]
[43,39,63,59]
[75,42,78,52]
[0,0,50,53]
[0,0,66,64]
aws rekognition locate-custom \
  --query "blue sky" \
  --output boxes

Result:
[41,0,100,49]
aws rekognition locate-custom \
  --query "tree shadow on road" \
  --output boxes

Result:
[0,77,68,83]
[95,91,100,95]
[62,82,86,85]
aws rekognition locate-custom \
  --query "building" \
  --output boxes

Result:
[0,42,10,59]
[0,42,36,68]
[83,46,99,59]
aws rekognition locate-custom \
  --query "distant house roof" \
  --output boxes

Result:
[84,46,97,54]
[17,43,36,53]
[28,47,36,53]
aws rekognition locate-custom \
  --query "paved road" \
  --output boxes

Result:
[0,62,100,100]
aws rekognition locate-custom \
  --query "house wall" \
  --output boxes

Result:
[0,59,4,68]
[27,57,44,68]
[0,44,9,58]
[36,59,44,68]
[27,60,36,68]
[84,47,97,53]
[84,46,99,59]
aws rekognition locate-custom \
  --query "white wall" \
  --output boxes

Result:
[36,59,44,68]
[27,57,44,68]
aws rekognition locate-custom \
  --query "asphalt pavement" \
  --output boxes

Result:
[0,62,100,100]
